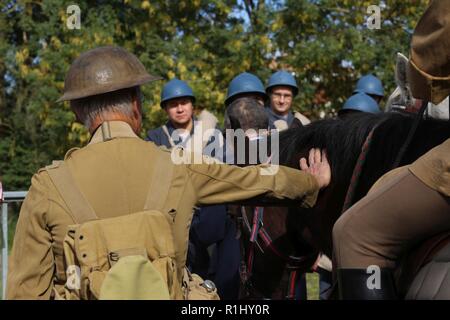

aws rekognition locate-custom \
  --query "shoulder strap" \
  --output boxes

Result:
[144,152,174,211]
[162,125,176,148]
[46,161,98,224]
[294,112,311,125]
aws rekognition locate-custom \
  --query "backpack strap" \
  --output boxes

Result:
[162,125,176,148]
[46,161,98,224]
[294,111,311,125]
[144,152,175,211]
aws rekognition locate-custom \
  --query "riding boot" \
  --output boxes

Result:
[337,268,397,300]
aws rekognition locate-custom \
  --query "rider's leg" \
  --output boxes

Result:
[333,167,450,299]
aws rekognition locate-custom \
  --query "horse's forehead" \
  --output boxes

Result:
[395,52,409,87]
[388,87,402,100]
[386,86,412,111]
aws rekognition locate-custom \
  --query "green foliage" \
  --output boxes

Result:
[0,0,429,190]
[275,0,429,117]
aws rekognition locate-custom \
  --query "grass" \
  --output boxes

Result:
[306,272,320,300]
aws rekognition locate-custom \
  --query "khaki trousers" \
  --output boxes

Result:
[333,168,450,269]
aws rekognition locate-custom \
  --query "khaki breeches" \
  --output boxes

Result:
[333,167,450,269]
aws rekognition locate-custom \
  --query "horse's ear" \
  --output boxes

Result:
[395,52,409,89]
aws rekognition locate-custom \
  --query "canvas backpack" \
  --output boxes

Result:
[45,154,185,300]
[46,154,219,300]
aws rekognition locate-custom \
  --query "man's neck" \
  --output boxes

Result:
[171,118,193,133]
[270,108,290,118]
[90,116,138,135]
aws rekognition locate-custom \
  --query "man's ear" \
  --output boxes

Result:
[70,104,83,123]
[132,89,143,118]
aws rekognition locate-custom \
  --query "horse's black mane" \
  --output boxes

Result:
[279,113,391,183]
[279,112,450,201]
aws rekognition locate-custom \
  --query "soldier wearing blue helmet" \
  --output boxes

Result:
[225,72,267,106]
[265,70,311,131]
[266,70,299,95]
[147,78,196,146]
[338,93,381,118]
[160,78,196,107]
[147,78,240,300]
[353,74,384,103]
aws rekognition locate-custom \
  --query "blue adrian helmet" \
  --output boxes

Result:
[341,93,381,114]
[353,74,384,97]
[160,78,195,107]
[266,70,299,96]
[225,72,267,106]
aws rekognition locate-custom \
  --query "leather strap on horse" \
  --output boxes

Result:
[391,100,428,169]
[246,207,264,279]
[242,206,309,299]
[341,112,403,213]
[343,101,429,212]
[287,270,300,300]
[342,128,377,213]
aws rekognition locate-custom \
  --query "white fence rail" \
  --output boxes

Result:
[1,190,27,300]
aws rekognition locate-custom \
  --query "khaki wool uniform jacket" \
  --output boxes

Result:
[365,139,450,199]
[409,138,450,197]
[7,121,320,299]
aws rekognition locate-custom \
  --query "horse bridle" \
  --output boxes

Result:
[239,206,312,299]
[392,100,429,169]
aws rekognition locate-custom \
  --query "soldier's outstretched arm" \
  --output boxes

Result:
[6,173,55,299]
[187,148,330,208]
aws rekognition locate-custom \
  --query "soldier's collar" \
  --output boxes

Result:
[88,121,139,145]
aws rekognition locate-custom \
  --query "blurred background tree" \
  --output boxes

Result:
[0,0,429,190]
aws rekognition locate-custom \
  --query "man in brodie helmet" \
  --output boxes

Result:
[6,46,331,299]
[333,0,450,300]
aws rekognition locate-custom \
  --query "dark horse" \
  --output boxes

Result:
[238,111,450,299]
